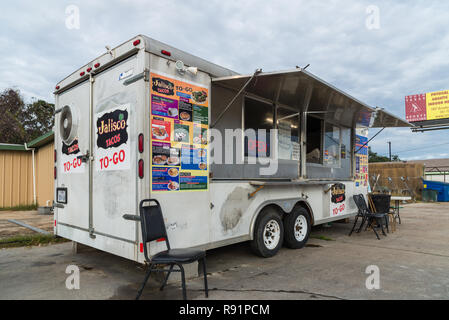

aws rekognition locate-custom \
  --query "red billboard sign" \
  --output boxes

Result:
[406,90,449,122]
[405,94,427,122]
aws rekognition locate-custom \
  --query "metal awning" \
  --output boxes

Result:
[371,108,412,128]
[212,69,412,128]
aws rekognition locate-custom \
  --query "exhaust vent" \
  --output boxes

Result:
[59,105,79,145]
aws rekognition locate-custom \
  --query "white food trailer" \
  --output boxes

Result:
[53,35,410,261]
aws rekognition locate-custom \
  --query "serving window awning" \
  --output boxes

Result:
[371,108,412,128]
[212,69,412,129]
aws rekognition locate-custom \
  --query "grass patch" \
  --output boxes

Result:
[311,235,336,242]
[0,204,38,212]
[0,234,68,248]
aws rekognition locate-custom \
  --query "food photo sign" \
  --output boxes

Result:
[150,72,209,193]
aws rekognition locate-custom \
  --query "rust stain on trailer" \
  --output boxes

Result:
[219,187,253,232]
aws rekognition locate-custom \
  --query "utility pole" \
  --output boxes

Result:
[388,141,392,162]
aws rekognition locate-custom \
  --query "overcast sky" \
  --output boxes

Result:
[1,0,448,159]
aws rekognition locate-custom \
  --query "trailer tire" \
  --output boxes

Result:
[250,207,284,258]
[283,206,311,249]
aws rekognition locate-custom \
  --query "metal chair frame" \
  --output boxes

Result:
[135,199,208,300]
[349,194,389,240]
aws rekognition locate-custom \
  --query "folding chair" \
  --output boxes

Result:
[349,194,388,240]
[135,199,208,300]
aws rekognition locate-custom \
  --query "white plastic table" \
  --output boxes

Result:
[390,196,411,226]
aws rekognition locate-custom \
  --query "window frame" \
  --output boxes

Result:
[276,105,300,161]
[323,122,342,168]
[242,96,276,162]
[306,116,353,170]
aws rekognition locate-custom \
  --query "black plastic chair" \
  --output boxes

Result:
[135,199,208,300]
[349,194,388,240]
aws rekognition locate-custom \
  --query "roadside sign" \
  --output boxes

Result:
[406,90,449,122]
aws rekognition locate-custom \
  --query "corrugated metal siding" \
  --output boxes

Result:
[36,142,54,207]
[0,151,33,207]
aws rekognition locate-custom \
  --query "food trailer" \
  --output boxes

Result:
[53,35,410,261]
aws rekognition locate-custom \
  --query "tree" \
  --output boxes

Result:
[22,99,55,142]
[0,88,54,144]
[368,147,401,163]
[0,89,26,144]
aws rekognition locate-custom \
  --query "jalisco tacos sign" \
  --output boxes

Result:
[96,109,129,149]
[330,183,346,216]
[95,105,131,171]
[152,77,175,96]
[406,90,449,122]
[61,138,85,174]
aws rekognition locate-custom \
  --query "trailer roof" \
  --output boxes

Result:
[53,35,411,129]
[213,69,412,128]
[55,35,239,94]
[141,36,239,78]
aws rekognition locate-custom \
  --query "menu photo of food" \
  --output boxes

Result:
[173,122,191,143]
[178,99,193,122]
[193,126,208,145]
[168,167,179,178]
[167,147,181,166]
[152,142,180,167]
[198,162,207,171]
[181,145,208,171]
[151,117,171,142]
[197,148,207,171]
[192,90,208,104]
[152,166,180,192]
[151,94,179,119]
[167,181,180,191]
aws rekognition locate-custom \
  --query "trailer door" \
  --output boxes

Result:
[91,54,142,246]
[55,82,90,232]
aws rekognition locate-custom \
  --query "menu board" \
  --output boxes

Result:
[355,134,369,187]
[150,72,209,193]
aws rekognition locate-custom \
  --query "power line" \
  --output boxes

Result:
[373,141,449,156]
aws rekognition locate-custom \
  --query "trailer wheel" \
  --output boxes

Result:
[250,207,284,258]
[283,206,311,249]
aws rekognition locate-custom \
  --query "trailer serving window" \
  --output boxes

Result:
[244,97,274,158]
[277,106,300,161]
[306,117,353,180]
[241,96,300,179]
[324,123,341,166]
[212,68,412,181]
[306,116,323,164]
[244,98,300,161]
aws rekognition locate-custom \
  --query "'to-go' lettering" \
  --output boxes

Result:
[64,157,83,172]
[99,150,126,170]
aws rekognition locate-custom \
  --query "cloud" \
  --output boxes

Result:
[1,0,449,159]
